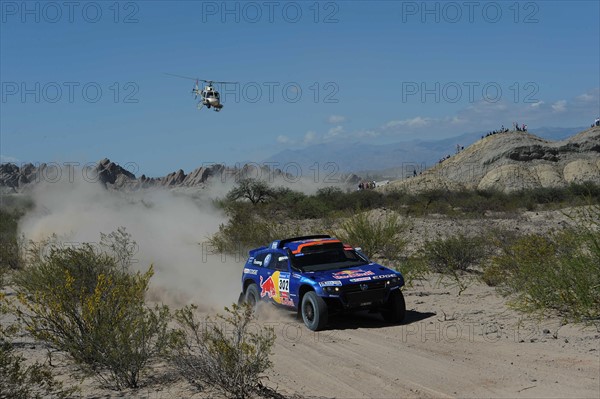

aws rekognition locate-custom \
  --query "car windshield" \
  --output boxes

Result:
[291,244,368,272]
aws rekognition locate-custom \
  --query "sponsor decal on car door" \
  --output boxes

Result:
[260,271,294,307]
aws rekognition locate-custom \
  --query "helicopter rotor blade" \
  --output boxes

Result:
[164,73,238,85]
[165,72,203,81]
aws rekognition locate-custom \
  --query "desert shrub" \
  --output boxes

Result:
[12,232,172,390]
[216,182,600,221]
[292,197,331,219]
[0,208,23,273]
[0,263,6,289]
[568,181,600,198]
[489,207,600,321]
[273,190,330,219]
[529,186,568,204]
[226,178,274,205]
[99,227,138,272]
[170,303,276,398]
[452,190,512,214]
[481,228,523,286]
[422,234,487,273]
[345,189,385,210]
[0,341,77,399]
[391,257,429,287]
[1,273,75,398]
[209,204,301,254]
[335,212,408,259]
[269,187,307,212]
[315,186,344,202]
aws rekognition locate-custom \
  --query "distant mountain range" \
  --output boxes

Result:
[262,127,587,177]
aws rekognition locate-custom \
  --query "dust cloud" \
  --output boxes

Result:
[17,170,242,310]
[16,164,350,310]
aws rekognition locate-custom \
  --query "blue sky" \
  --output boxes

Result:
[1,0,599,175]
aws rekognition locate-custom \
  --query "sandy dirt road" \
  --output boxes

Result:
[4,274,598,399]
[265,276,600,399]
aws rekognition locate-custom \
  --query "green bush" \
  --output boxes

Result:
[568,181,600,198]
[335,212,408,259]
[391,257,429,287]
[481,228,523,286]
[1,264,75,398]
[489,207,600,321]
[422,234,487,273]
[208,204,301,254]
[214,181,600,221]
[0,208,23,273]
[226,178,274,205]
[12,232,172,390]
[170,303,276,398]
[0,341,76,399]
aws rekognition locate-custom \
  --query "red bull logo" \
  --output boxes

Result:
[260,275,277,298]
[332,269,374,279]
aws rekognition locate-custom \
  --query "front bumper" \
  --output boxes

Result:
[324,280,401,310]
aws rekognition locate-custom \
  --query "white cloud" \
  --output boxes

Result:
[465,101,508,114]
[354,130,380,138]
[530,100,545,108]
[576,93,594,102]
[383,116,432,129]
[303,131,317,145]
[449,116,468,125]
[325,125,344,139]
[276,135,292,144]
[552,100,567,113]
[275,88,598,149]
[327,114,346,124]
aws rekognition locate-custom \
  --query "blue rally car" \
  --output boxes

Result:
[239,235,406,331]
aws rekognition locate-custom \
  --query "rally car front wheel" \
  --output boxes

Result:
[381,289,406,323]
[301,291,328,331]
[244,284,260,308]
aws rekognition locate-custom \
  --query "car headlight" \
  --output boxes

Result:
[323,286,341,293]
[385,277,400,286]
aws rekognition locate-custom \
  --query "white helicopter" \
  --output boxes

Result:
[165,73,237,112]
